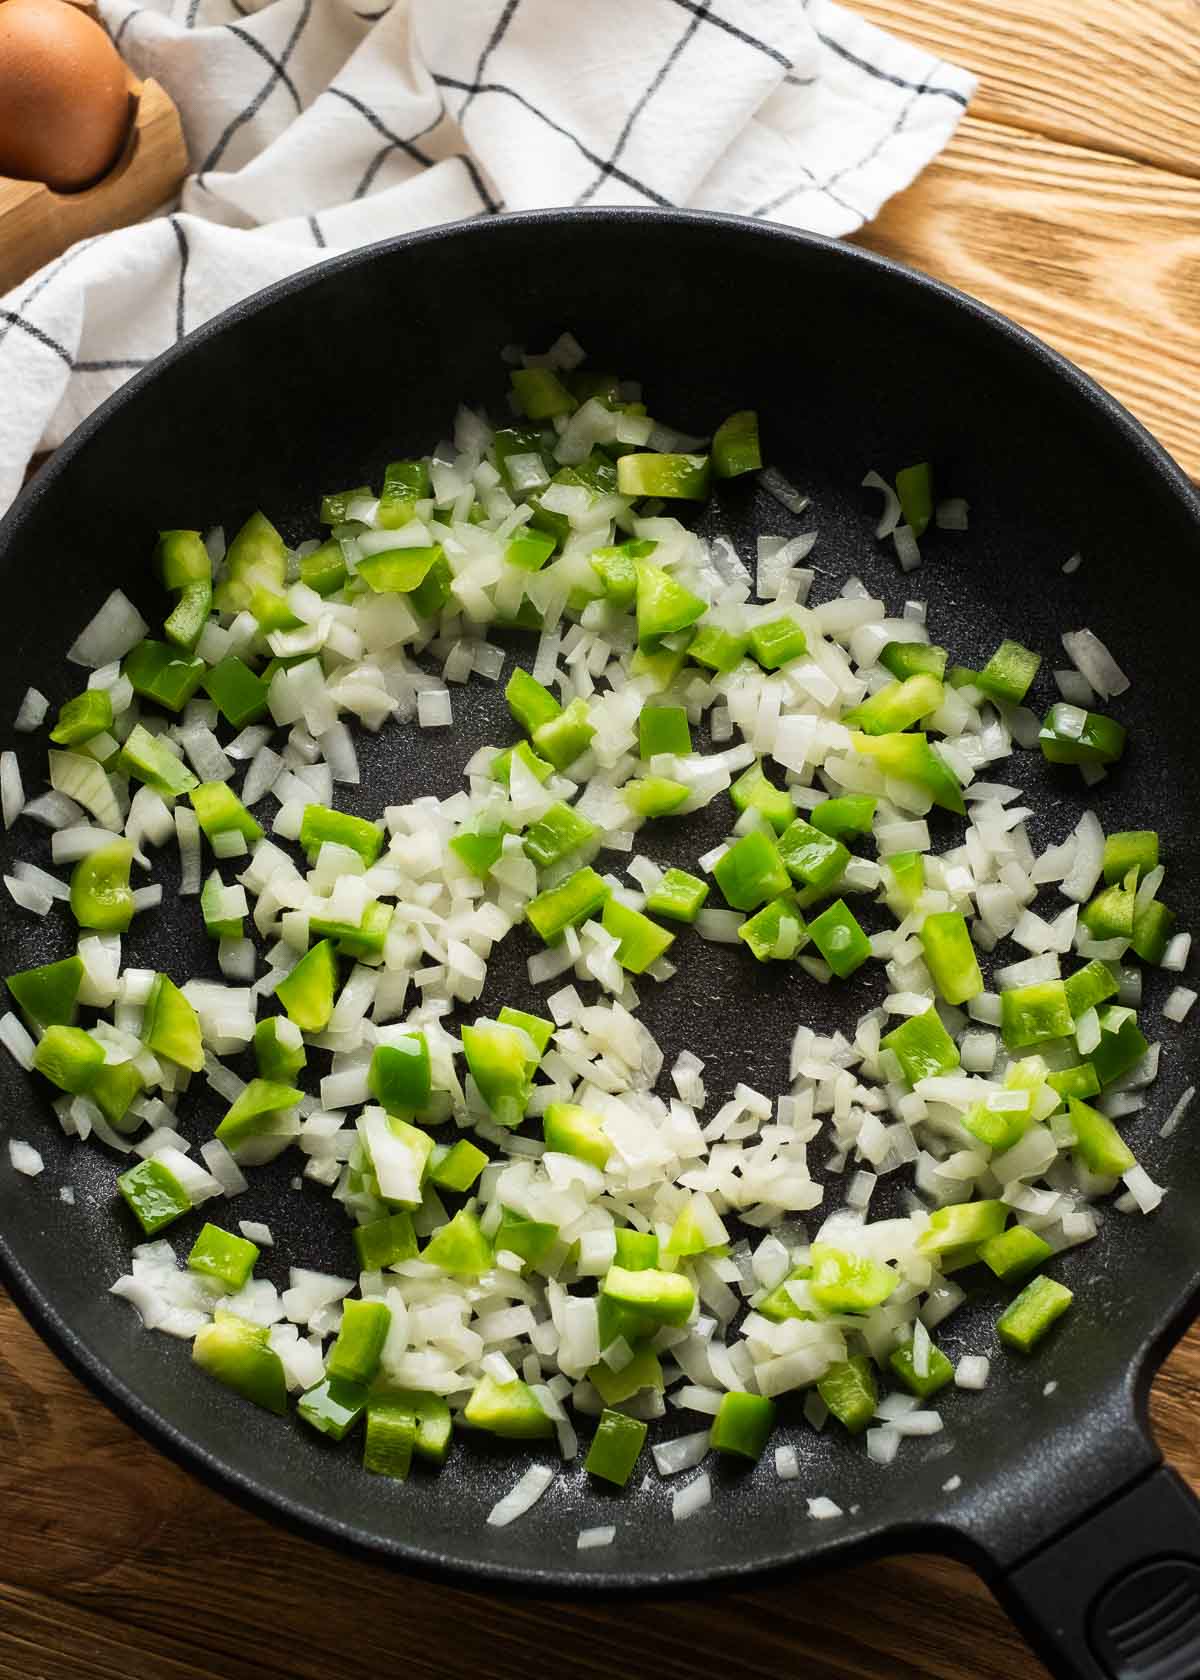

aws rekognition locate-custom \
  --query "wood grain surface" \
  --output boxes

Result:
[2,6,1199,1680]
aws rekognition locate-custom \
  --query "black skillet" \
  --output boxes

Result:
[1,210,1199,1680]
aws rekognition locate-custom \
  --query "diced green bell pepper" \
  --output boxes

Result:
[51,689,113,746]
[378,459,431,530]
[623,776,690,819]
[1047,1063,1101,1102]
[187,1222,259,1291]
[300,539,349,597]
[33,1023,104,1093]
[646,868,709,923]
[1000,981,1074,1049]
[1063,959,1119,1018]
[526,866,609,943]
[7,954,83,1030]
[510,367,576,419]
[1133,898,1175,965]
[1038,704,1126,766]
[320,486,372,526]
[806,898,871,977]
[143,973,204,1072]
[201,870,244,940]
[462,1019,539,1129]
[602,898,675,973]
[91,1059,143,1130]
[428,1138,489,1194]
[357,545,441,593]
[917,1200,1008,1259]
[997,1275,1073,1352]
[190,782,263,844]
[299,1376,368,1442]
[156,529,213,651]
[730,761,793,835]
[524,802,597,869]
[464,1373,553,1437]
[811,795,876,842]
[975,639,1042,705]
[712,410,761,478]
[118,723,198,799]
[543,1102,611,1168]
[213,512,286,615]
[193,1311,287,1414]
[817,1355,877,1435]
[422,1207,494,1275]
[1081,877,1136,941]
[688,624,749,675]
[890,1337,955,1399]
[354,1209,417,1270]
[215,1078,303,1155]
[738,893,808,962]
[919,911,983,1005]
[618,452,711,500]
[1069,1095,1136,1175]
[639,704,691,759]
[881,1008,960,1085]
[880,641,948,681]
[70,839,134,932]
[590,538,656,607]
[369,1033,431,1114]
[299,805,384,867]
[809,1243,898,1313]
[851,730,965,814]
[711,1390,775,1461]
[715,829,791,911]
[490,739,554,788]
[585,1408,648,1485]
[202,654,270,729]
[589,1346,663,1405]
[362,1394,416,1473]
[602,1264,695,1328]
[532,697,594,770]
[275,940,339,1033]
[844,674,944,736]
[634,558,707,647]
[777,819,849,893]
[496,1206,558,1266]
[614,1228,659,1270]
[1104,830,1158,884]
[124,639,206,713]
[449,821,511,878]
[749,614,808,670]
[506,527,558,573]
[895,463,933,538]
[756,1265,812,1323]
[118,1156,192,1236]
[326,1298,391,1386]
[884,850,925,916]
[254,1015,306,1083]
[1087,1009,1149,1088]
[980,1225,1053,1281]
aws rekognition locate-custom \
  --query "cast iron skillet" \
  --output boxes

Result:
[1,210,1199,1680]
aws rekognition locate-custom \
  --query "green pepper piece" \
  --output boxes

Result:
[1063,959,1120,1018]
[1069,1095,1136,1175]
[90,1059,143,1130]
[711,1391,775,1462]
[895,463,933,538]
[1038,703,1126,767]
[883,850,925,916]
[756,1264,812,1323]
[375,1388,453,1465]
[646,867,709,923]
[665,1195,728,1258]
[817,1355,878,1435]
[368,1034,431,1114]
[377,459,431,530]
[602,1264,695,1329]
[450,821,511,878]
[187,1222,259,1291]
[428,1139,489,1194]
[51,689,113,746]
[496,1206,559,1266]
[362,1394,417,1474]
[215,1078,304,1155]
[118,1156,192,1236]
[490,739,554,788]
[254,1015,306,1084]
[193,1311,287,1414]
[917,1200,1008,1258]
[881,1008,960,1085]
[974,639,1042,705]
[200,871,244,940]
[464,1373,553,1438]
[275,940,339,1033]
[639,704,692,759]
[843,674,944,736]
[311,899,393,962]
[526,866,610,943]
[807,898,870,977]
[1081,877,1136,940]
[711,409,761,478]
[298,539,349,597]
[618,452,711,500]
[730,761,794,835]
[613,1228,659,1270]
[589,1346,664,1405]
[462,1020,539,1129]
[357,545,441,593]
[879,641,948,681]
[504,527,557,573]
[1000,980,1074,1049]
[714,829,791,911]
[200,654,270,730]
[963,1095,1032,1154]
[543,1101,612,1168]
[1103,830,1158,884]
[299,805,384,867]
[630,636,694,692]
[1046,1063,1101,1102]
[124,639,206,714]
[601,899,675,973]
[890,1337,955,1399]
[523,802,597,869]
[688,624,749,674]
[585,1408,648,1485]
[510,367,576,419]
[213,512,286,615]
[70,839,135,932]
[117,722,198,799]
[532,696,594,771]
[157,530,213,650]
[320,485,372,525]
[809,1243,898,1313]
[590,539,655,607]
[634,557,707,647]
[979,1225,1053,1281]
[623,776,690,819]
[851,730,965,814]
[777,819,849,894]
[506,667,562,737]
[32,1023,104,1093]
[143,973,204,1072]
[738,893,808,962]
[919,911,983,1005]
[495,1006,554,1056]
[997,1276,1073,1353]
[353,1209,417,1271]
[298,1376,368,1442]
[326,1298,391,1386]
[810,795,876,842]
[6,954,84,1030]
[189,782,263,843]
[1132,898,1175,964]
[1087,1008,1149,1088]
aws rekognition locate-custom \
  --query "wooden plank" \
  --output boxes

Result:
[0,1286,1196,1679]
[854,0,1200,178]
[854,116,1200,479]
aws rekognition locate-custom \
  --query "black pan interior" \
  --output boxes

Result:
[0,211,1198,1588]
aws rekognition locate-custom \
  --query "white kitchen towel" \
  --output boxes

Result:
[0,0,975,514]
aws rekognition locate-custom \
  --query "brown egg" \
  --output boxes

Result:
[0,0,132,192]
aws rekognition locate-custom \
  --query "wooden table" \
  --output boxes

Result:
[3,6,1198,1678]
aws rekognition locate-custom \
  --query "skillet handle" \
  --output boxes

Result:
[993,1465,1200,1679]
